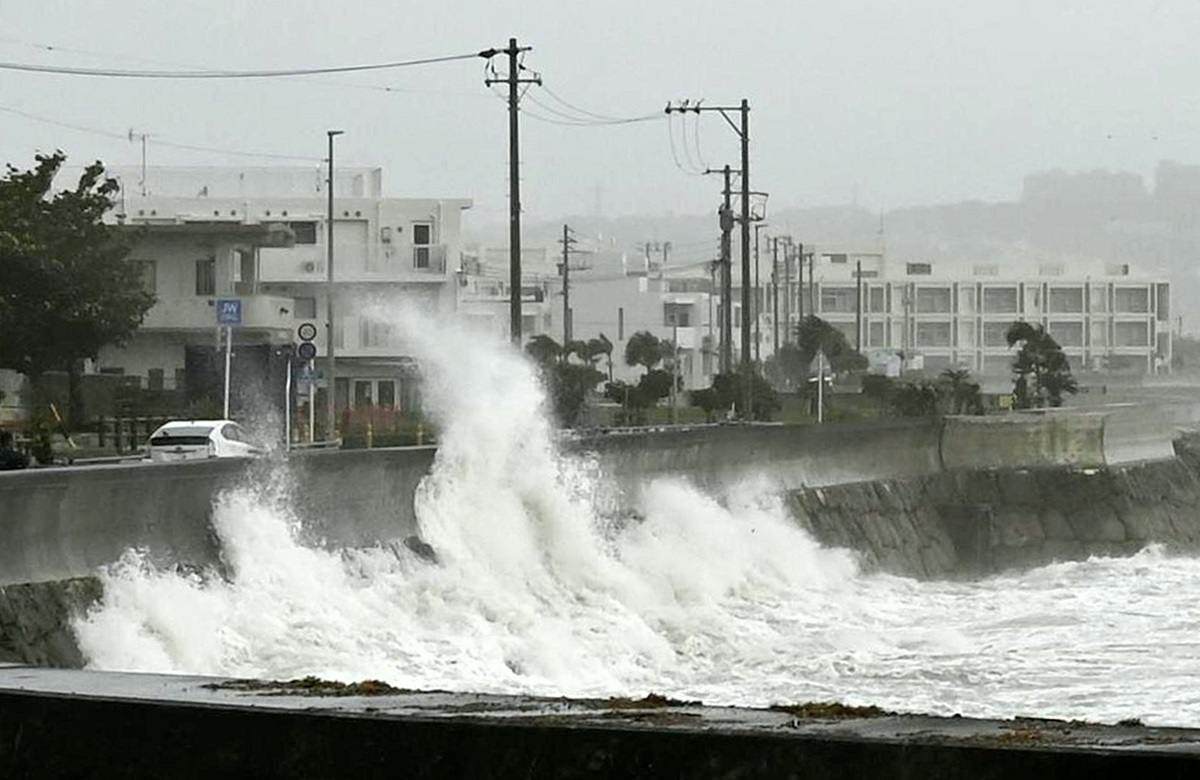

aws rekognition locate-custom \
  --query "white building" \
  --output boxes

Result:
[456,246,556,341]
[769,247,1173,377]
[93,166,470,422]
[569,256,718,389]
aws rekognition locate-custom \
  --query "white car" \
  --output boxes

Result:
[146,420,265,462]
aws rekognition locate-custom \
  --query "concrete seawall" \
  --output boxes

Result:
[0,405,1178,589]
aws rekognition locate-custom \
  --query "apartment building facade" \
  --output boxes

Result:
[781,249,1172,377]
[93,167,470,420]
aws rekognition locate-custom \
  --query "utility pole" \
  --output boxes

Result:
[771,237,780,356]
[809,251,816,314]
[753,222,768,365]
[797,241,805,321]
[484,38,540,345]
[664,99,753,374]
[856,258,863,353]
[719,165,734,373]
[559,224,576,343]
[325,129,344,443]
[738,99,751,373]
[783,238,792,345]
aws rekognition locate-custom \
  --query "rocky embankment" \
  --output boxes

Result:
[791,433,1200,577]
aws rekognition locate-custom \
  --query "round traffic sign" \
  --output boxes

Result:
[297,341,318,361]
[297,322,318,342]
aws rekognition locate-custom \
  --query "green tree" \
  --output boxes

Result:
[939,368,984,414]
[524,334,603,426]
[0,153,154,426]
[624,330,665,371]
[588,333,614,380]
[1006,321,1078,408]
[710,370,780,421]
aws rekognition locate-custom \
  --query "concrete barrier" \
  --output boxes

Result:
[0,408,1180,587]
[0,447,434,588]
[585,420,944,493]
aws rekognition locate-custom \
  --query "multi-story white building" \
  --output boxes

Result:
[771,248,1173,377]
[92,166,470,421]
[456,246,557,341]
[569,257,718,389]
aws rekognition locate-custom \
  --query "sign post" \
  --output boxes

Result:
[296,322,319,443]
[216,299,242,419]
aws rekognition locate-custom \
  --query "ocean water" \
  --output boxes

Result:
[73,316,1200,727]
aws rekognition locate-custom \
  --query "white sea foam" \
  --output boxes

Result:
[73,313,1200,727]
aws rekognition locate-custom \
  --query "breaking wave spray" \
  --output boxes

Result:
[74,311,1200,725]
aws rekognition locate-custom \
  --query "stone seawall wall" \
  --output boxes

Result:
[790,437,1200,578]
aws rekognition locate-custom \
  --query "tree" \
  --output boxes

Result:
[939,368,983,415]
[709,370,780,421]
[0,153,154,426]
[795,315,868,374]
[1006,321,1078,408]
[587,333,614,380]
[523,334,603,427]
[624,330,665,371]
[525,334,562,369]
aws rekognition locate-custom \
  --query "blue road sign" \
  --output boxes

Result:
[216,298,242,325]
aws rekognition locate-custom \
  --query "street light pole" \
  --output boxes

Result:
[325,129,344,443]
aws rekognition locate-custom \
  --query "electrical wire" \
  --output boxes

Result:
[0,104,321,162]
[691,107,709,171]
[667,112,704,175]
[0,51,485,78]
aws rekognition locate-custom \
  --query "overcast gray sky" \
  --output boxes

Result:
[2,0,1198,230]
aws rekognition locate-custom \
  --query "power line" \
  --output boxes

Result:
[0,35,488,98]
[0,104,321,162]
[0,51,486,79]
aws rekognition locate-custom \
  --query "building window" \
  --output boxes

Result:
[360,319,395,347]
[1114,321,1149,346]
[1114,287,1149,313]
[906,262,932,276]
[378,380,396,409]
[983,287,1018,313]
[973,264,999,276]
[1039,263,1065,276]
[412,222,433,269]
[521,314,536,335]
[916,321,951,347]
[664,303,691,327]
[1048,321,1084,347]
[825,253,848,264]
[147,368,164,391]
[819,286,857,313]
[134,260,157,294]
[1106,263,1130,276]
[960,287,977,314]
[868,287,885,313]
[293,296,317,319]
[1090,284,1108,313]
[983,321,1011,346]
[195,257,216,296]
[290,222,317,245]
[916,287,952,313]
[1048,287,1084,313]
[868,321,884,347]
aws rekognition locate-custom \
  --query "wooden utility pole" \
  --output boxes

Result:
[771,237,780,356]
[560,224,576,343]
[485,38,540,344]
[719,165,734,372]
[856,259,863,352]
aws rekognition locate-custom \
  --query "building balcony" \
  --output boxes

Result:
[141,295,295,333]
[259,244,450,282]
